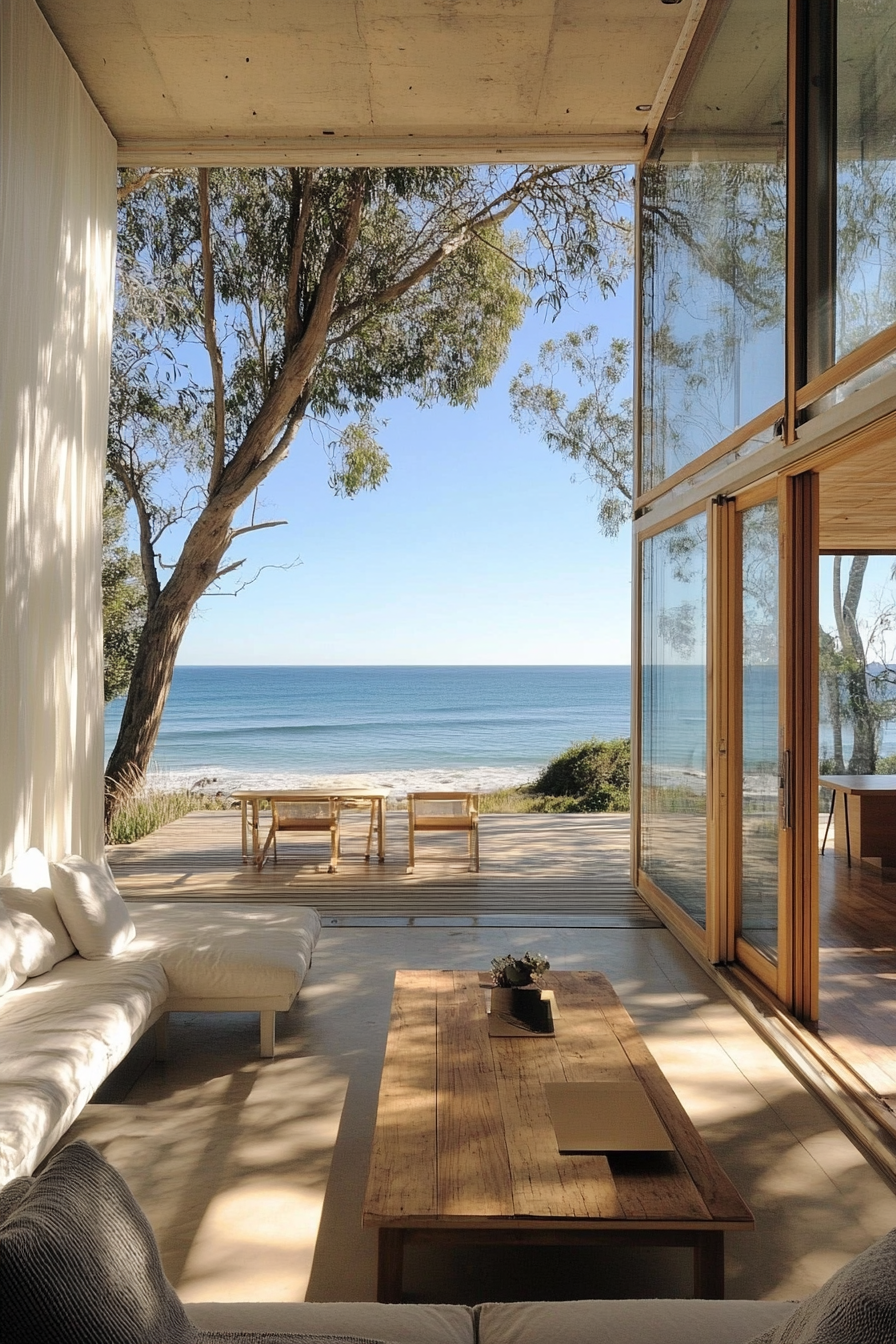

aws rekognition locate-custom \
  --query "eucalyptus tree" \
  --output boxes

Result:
[105,165,631,820]
[509,325,632,536]
[102,482,146,703]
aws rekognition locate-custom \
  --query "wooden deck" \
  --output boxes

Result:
[108,809,658,927]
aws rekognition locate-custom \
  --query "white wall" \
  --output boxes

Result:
[0,0,116,867]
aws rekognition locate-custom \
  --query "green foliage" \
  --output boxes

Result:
[491,951,550,987]
[328,420,391,497]
[509,326,632,535]
[102,482,146,702]
[106,789,228,846]
[477,787,575,814]
[532,737,631,812]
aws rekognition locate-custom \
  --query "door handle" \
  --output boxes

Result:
[779,749,792,831]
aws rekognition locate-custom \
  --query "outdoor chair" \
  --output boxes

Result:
[407,791,480,873]
[257,797,340,873]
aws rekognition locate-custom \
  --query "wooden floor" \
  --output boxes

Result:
[819,848,896,1104]
[108,810,659,927]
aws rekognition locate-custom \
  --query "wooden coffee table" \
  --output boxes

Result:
[363,970,753,1302]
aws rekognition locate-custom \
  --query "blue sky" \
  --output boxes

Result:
[176,275,635,666]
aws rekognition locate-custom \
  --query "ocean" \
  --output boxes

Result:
[103,665,632,796]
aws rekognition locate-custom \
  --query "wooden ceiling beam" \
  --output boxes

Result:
[116,134,646,168]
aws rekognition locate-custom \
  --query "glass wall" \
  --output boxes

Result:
[837,0,896,360]
[640,514,708,926]
[739,500,780,963]
[640,0,787,493]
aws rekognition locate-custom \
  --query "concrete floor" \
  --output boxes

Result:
[63,925,896,1306]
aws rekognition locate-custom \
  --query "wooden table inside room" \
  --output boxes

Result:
[232,788,390,866]
[363,970,753,1303]
[819,774,896,878]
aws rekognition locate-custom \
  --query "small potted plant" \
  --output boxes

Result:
[490,952,550,1019]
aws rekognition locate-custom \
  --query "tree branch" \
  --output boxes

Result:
[107,455,162,609]
[117,169,166,204]
[198,168,227,491]
[216,172,366,503]
[213,558,247,581]
[237,386,312,499]
[330,195,522,327]
[229,519,288,540]
[285,168,316,354]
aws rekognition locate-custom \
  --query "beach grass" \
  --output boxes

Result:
[105,737,632,842]
[477,786,578,813]
[107,789,229,846]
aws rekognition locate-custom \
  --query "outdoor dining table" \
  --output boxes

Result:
[231,788,391,867]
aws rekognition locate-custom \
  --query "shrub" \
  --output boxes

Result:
[531,737,630,811]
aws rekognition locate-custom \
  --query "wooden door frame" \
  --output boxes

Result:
[727,474,818,1017]
[785,471,820,1023]
[730,483,783,995]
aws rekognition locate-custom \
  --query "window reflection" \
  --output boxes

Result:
[740,500,780,963]
[837,0,896,360]
[641,0,787,492]
[641,515,708,926]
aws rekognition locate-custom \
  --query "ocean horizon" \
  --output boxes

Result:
[104,664,631,796]
[104,662,889,799]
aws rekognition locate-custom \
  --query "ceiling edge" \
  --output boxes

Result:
[116,134,646,168]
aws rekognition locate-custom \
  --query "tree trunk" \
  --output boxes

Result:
[104,503,234,826]
[822,667,845,772]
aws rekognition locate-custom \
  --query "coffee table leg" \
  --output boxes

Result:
[377,1228,405,1303]
[693,1231,724,1298]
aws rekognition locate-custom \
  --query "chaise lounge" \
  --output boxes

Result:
[0,847,320,1186]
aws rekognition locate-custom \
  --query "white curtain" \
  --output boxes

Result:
[0,0,116,868]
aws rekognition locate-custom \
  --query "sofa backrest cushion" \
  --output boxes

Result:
[0,847,52,893]
[0,902,25,996]
[745,1227,896,1343]
[0,1140,197,1344]
[1,885,76,977]
[49,856,136,959]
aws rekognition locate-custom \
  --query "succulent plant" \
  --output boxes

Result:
[490,951,550,988]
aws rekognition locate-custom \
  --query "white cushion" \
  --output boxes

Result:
[125,903,320,1004]
[0,905,24,997]
[1,886,75,978]
[49,857,136,959]
[0,847,52,893]
[0,954,168,1184]
[185,1302,475,1344]
[476,1300,800,1344]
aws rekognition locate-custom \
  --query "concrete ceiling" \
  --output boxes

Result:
[36,0,707,166]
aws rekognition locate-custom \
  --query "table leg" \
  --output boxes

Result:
[378,797,386,862]
[843,792,851,868]
[821,789,835,856]
[240,801,249,863]
[364,800,375,862]
[377,1228,405,1303]
[693,1231,725,1299]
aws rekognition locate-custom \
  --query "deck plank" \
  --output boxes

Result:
[108,810,659,924]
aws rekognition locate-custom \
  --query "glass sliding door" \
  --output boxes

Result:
[640,512,709,929]
[735,495,782,975]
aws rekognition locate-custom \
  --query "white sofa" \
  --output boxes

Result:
[0,848,320,1187]
[184,1298,800,1344]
